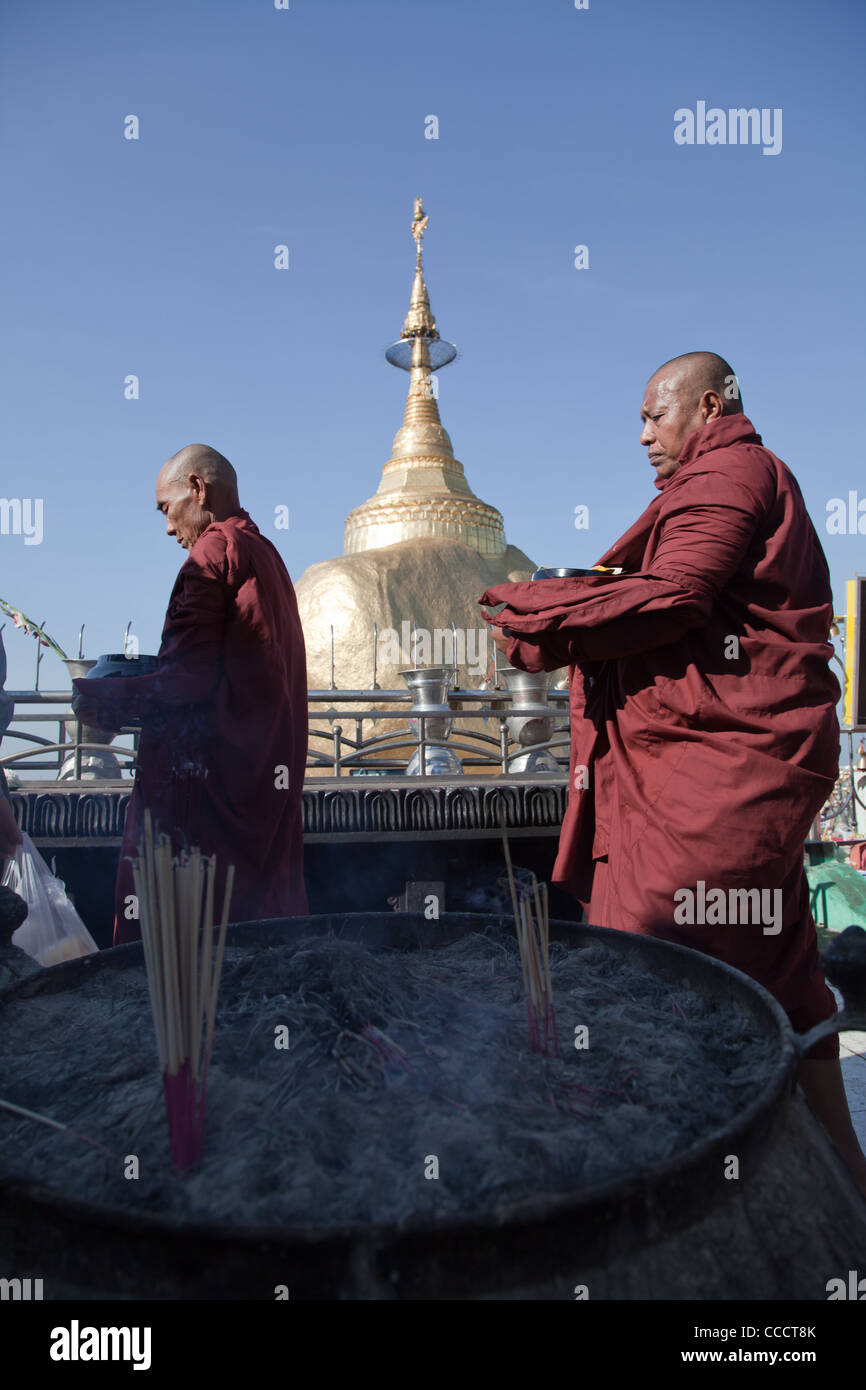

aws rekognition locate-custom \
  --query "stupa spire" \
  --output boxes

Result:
[391,200,454,463]
[343,199,506,557]
[402,197,436,336]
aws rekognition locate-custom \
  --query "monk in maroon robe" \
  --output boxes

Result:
[72,445,308,942]
[481,352,866,1195]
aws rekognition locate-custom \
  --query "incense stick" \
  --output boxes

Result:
[135,812,235,1172]
[500,807,539,1048]
[541,882,559,1056]
[499,815,558,1057]
[0,1097,115,1159]
[201,864,235,1102]
[194,856,216,1085]
[526,876,548,1054]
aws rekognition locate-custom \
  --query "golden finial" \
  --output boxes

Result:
[385,197,457,357]
[411,197,429,266]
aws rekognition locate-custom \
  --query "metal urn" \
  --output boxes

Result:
[399,667,462,776]
[60,658,122,781]
[499,666,560,774]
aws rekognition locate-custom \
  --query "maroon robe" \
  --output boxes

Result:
[74,510,308,942]
[480,415,840,1056]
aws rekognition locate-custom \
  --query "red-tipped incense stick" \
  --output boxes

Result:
[500,810,558,1056]
[132,810,235,1172]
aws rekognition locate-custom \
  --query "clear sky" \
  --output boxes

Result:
[0,0,863,696]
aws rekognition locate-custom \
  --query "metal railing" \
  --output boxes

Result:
[0,686,571,782]
[0,690,141,781]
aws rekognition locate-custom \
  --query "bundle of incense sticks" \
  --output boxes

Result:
[132,810,235,1172]
[500,814,559,1057]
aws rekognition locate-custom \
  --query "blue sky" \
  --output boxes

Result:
[0,0,863,695]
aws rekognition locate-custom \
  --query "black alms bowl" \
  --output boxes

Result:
[86,653,159,679]
[531,567,600,580]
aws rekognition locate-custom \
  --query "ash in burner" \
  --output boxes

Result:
[0,932,767,1228]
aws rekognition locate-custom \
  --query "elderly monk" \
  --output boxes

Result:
[72,445,309,942]
[481,352,866,1196]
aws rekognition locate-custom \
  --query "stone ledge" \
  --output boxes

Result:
[10,778,568,843]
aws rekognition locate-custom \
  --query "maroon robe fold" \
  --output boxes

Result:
[480,415,840,1055]
[74,510,308,942]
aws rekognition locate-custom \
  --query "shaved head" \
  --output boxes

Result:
[639,352,743,480]
[649,352,743,416]
[156,444,241,551]
[161,444,238,491]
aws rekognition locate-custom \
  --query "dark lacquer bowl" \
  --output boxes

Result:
[86,653,159,678]
[531,566,618,580]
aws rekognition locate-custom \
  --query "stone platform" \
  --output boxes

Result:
[9,777,574,948]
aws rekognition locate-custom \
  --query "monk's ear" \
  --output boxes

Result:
[188,472,208,504]
[701,389,724,422]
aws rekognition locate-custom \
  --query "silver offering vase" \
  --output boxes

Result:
[399,667,462,775]
[60,658,121,781]
[499,666,560,774]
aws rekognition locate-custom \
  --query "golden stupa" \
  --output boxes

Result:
[295,199,535,702]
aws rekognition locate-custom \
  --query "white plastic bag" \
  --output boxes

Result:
[2,832,98,966]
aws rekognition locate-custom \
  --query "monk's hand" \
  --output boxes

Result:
[480,606,516,658]
[71,691,99,725]
[0,797,22,858]
[71,690,121,733]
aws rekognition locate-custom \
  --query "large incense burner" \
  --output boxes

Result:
[1,912,864,1300]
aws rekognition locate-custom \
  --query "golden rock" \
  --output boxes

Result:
[297,535,535,693]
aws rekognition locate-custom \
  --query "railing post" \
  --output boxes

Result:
[74,717,82,780]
